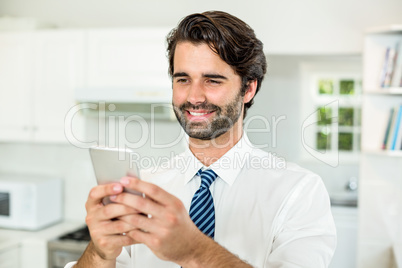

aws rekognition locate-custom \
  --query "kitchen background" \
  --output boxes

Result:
[0,0,401,267]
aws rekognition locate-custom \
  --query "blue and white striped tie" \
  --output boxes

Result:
[189,169,218,239]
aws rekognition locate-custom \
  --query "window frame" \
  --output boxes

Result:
[300,59,362,163]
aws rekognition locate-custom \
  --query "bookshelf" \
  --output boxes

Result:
[364,149,402,157]
[358,26,402,268]
[366,87,402,95]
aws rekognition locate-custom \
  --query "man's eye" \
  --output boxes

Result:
[208,79,221,85]
[176,78,188,83]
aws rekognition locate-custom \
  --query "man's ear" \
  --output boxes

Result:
[243,80,258,104]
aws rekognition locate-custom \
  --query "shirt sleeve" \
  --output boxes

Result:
[265,174,337,268]
[64,262,76,268]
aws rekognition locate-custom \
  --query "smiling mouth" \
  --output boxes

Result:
[186,110,215,119]
[188,111,212,116]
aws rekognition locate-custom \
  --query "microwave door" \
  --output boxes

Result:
[0,192,10,216]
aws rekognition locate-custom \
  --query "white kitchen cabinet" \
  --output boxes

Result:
[0,245,20,268]
[77,28,172,103]
[0,30,85,143]
[32,30,85,142]
[0,32,34,141]
[329,206,358,268]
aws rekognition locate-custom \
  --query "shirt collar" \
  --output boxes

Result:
[182,132,254,186]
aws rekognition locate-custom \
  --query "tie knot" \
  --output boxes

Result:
[197,169,217,189]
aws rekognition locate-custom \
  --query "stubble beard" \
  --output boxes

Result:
[173,93,243,140]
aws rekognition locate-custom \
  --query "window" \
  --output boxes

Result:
[300,59,362,164]
[315,77,361,153]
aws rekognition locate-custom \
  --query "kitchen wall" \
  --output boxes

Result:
[248,54,361,193]
[1,0,402,54]
[0,142,94,221]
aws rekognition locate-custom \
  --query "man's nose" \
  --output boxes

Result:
[187,82,206,105]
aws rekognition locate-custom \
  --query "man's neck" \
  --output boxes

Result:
[188,123,243,167]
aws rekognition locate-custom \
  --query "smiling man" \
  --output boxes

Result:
[172,41,245,143]
[67,11,336,268]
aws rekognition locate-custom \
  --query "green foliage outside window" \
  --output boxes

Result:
[317,107,332,125]
[318,79,334,95]
[317,131,331,150]
[315,77,360,153]
[339,108,354,126]
[340,80,355,95]
[338,132,353,151]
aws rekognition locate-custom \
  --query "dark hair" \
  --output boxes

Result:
[166,11,267,118]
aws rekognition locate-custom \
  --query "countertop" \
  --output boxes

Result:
[0,220,84,252]
[0,220,85,268]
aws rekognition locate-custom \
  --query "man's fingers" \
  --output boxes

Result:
[86,203,139,227]
[86,183,124,208]
[127,229,152,246]
[91,233,137,257]
[91,219,137,236]
[112,192,164,216]
[98,203,139,220]
[119,213,154,232]
[120,177,175,205]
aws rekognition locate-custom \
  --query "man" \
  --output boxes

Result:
[66,11,336,268]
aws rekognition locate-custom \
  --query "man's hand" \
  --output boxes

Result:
[84,183,139,261]
[111,176,203,266]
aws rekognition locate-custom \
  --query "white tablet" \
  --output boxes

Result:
[89,147,142,204]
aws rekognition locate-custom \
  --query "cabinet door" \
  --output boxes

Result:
[32,30,85,143]
[0,33,33,141]
[85,28,172,103]
[0,245,20,268]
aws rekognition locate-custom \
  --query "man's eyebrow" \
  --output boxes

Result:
[203,74,228,80]
[172,72,188,78]
[172,72,228,80]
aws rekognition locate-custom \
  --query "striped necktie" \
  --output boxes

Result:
[189,169,218,239]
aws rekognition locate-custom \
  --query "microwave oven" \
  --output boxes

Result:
[0,174,63,230]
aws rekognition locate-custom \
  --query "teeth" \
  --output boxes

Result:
[189,111,209,116]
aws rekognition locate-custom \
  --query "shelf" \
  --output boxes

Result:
[366,25,402,34]
[362,149,402,157]
[365,87,402,95]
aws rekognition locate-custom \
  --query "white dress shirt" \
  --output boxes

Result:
[66,134,336,268]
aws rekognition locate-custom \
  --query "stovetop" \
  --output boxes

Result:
[48,225,91,266]
[58,225,91,242]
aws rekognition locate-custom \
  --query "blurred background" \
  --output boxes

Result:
[0,0,401,267]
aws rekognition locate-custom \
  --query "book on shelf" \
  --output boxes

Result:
[393,42,402,88]
[382,107,395,149]
[383,46,396,87]
[391,105,402,150]
[383,105,402,150]
[380,42,402,88]
[379,47,390,87]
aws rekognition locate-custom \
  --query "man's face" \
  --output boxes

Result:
[172,42,244,140]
